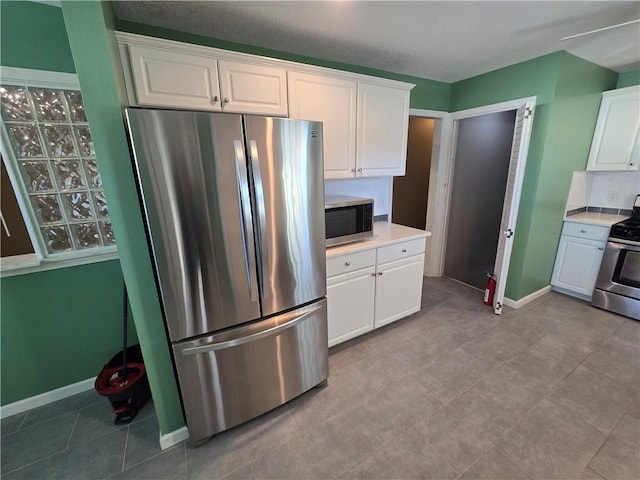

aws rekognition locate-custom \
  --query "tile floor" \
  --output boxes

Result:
[2,277,639,479]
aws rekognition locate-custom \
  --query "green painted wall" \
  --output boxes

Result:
[114,20,451,112]
[2,0,625,424]
[61,0,184,434]
[450,52,617,300]
[0,1,75,73]
[0,263,137,404]
[0,1,134,405]
[617,69,640,88]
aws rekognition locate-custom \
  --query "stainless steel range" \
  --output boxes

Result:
[591,194,640,320]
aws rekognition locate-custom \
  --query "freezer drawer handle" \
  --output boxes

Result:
[181,304,323,355]
[234,140,258,302]
[249,140,271,299]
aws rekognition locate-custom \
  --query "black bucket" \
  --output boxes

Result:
[95,344,151,425]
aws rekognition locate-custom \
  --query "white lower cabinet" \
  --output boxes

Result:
[374,254,425,328]
[327,267,375,347]
[551,222,608,299]
[326,236,426,347]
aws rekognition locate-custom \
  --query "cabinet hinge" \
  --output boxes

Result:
[524,107,533,119]
[505,228,514,238]
[495,302,503,313]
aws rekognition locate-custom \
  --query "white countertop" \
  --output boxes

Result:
[326,222,431,258]
[564,212,628,227]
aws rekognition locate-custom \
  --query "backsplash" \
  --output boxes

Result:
[324,177,391,216]
[566,170,640,212]
[566,206,632,217]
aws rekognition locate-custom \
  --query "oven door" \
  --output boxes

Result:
[595,239,640,300]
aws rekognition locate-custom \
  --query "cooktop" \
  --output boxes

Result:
[609,194,640,242]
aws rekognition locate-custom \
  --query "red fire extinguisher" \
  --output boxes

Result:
[484,273,496,306]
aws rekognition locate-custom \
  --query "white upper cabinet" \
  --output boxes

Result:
[357,83,410,177]
[288,72,357,178]
[288,73,412,179]
[117,32,414,162]
[218,60,288,116]
[129,44,222,111]
[126,43,288,116]
[586,86,640,171]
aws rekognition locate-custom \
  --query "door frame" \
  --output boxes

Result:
[443,97,536,276]
[406,108,452,277]
[409,97,536,281]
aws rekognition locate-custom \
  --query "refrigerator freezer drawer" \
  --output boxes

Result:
[172,299,328,442]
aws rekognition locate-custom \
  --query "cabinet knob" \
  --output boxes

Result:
[223,97,230,104]
[210,96,219,104]
[598,246,604,250]
[371,273,377,277]
[378,271,383,276]
[344,261,351,267]
[580,229,587,233]
[630,162,637,167]
[357,168,363,172]
[351,168,356,173]
[401,248,407,253]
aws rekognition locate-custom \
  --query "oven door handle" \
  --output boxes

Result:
[607,238,640,249]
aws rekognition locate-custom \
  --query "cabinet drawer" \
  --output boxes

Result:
[562,222,610,241]
[326,249,376,278]
[376,237,426,265]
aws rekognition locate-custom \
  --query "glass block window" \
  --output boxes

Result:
[1,85,115,255]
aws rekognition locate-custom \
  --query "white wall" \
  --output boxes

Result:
[324,177,392,217]
[586,171,640,209]
[566,170,639,211]
[566,171,588,211]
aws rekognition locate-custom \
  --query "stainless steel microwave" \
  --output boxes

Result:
[325,195,374,247]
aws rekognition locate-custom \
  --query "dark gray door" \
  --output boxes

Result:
[244,116,327,317]
[126,109,261,341]
[444,110,517,289]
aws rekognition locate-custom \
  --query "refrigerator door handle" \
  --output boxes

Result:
[248,139,271,299]
[181,303,323,355]
[234,140,258,303]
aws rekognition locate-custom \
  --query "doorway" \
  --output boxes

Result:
[443,110,517,290]
[392,116,435,230]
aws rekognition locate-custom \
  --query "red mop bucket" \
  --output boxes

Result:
[95,284,151,425]
[95,345,150,425]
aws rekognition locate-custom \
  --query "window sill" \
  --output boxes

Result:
[1,247,118,277]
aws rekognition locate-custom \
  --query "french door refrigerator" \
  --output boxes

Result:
[125,108,328,443]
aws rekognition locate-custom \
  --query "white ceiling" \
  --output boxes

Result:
[111,1,640,83]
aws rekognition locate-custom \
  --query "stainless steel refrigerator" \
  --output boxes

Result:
[124,108,328,443]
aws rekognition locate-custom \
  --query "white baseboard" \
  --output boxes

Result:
[550,285,592,302]
[159,426,189,450]
[503,285,552,309]
[1,377,95,419]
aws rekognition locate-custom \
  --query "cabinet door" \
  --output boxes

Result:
[551,235,606,297]
[356,83,410,177]
[128,45,221,111]
[288,72,357,179]
[327,267,375,347]
[218,60,288,116]
[587,87,640,171]
[374,254,424,328]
